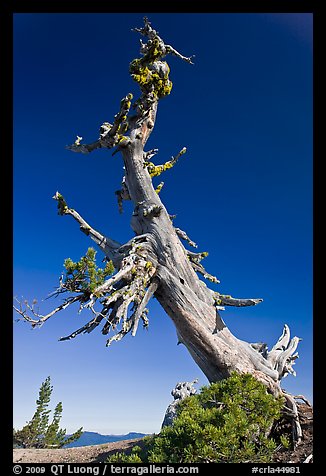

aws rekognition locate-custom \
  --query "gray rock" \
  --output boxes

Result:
[161,379,198,428]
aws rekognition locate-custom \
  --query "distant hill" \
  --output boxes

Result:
[64,431,147,448]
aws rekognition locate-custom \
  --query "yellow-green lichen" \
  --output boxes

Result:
[155,181,164,194]
[118,121,129,134]
[53,192,68,215]
[131,266,137,276]
[129,58,172,99]
[144,160,176,178]
[117,134,129,144]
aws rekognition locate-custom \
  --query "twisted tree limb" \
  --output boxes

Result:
[267,324,301,378]
[53,192,121,263]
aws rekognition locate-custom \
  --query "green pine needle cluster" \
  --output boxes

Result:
[106,373,287,463]
[63,247,115,295]
[13,377,83,449]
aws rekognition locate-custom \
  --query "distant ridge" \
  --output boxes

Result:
[64,431,147,448]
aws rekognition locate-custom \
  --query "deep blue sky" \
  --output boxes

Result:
[13,13,313,434]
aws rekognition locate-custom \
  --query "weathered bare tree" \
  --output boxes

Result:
[14,17,307,443]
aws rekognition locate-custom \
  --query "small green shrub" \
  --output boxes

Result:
[106,373,285,463]
[280,434,291,449]
[108,453,143,463]
[63,247,114,294]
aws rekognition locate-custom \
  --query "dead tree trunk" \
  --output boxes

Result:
[14,17,304,443]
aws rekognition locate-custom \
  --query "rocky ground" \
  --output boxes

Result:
[13,404,313,464]
[272,403,313,463]
[13,437,147,464]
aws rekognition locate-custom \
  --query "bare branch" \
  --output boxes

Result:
[144,147,186,178]
[269,324,291,354]
[214,293,263,307]
[66,93,133,154]
[267,325,301,379]
[191,262,220,284]
[131,279,159,336]
[142,203,163,218]
[282,391,303,444]
[107,93,133,142]
[144,148,159,161]
[14,295,81,327]
[276,338,300,378]
[175,227,197,248]
[165,44,195,64]
[186,249,220,283]
[155,181,164,194]
[115,176,130,214]
[106,319,133,346]
[294,395,312,407]
[66,139,102,154]
[132,16,156,37]
[101,298,124,335]
[133,16,194,64]
[187,251,209,263]
[87,262,134,299]
[59,311,106,341]
[267,324,293,367]
[303,454,313,463]
[52,192,121,262]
